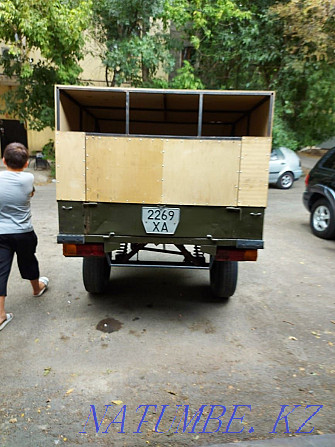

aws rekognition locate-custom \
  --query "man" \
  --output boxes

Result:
[0,142,49,331]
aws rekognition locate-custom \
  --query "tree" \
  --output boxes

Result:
[163,0,251,89]
[92,0,174,87]
[269,0,335,146]
[0,0,92,130]
[164,0,335,147]
[271,0,335,64]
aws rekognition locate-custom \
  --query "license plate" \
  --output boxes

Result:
[142,207,180,235]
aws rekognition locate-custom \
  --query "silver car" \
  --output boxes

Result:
[269,146,303,189]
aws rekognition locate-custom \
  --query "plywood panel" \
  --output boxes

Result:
[58,94,80,131]
[85,136,241,206]
[249,100,270,137]
[162,139,241,206]
[86,136,163,203]
[237,137,272,207]
[56,132,86,201]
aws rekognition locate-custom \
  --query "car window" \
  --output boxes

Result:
[321,151,335,171]
[270,148,284,160]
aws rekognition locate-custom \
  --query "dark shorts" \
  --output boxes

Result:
[0,231,40,296]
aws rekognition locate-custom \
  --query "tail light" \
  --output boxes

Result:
[305,172,310,186]
[215,249,258,261]
[63,243,105,257]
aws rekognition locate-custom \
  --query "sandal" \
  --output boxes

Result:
[0,313,14,331]
[33,277,49,297]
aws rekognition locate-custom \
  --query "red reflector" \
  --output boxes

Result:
[215,249,258,262]
[63,243,105,257]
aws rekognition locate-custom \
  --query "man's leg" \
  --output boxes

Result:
[0,295,6,324]
[30,278,47,296]
[14,231,46,295]
[0,236,15,324]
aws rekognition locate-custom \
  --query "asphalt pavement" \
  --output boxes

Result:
[1,151,334,447]
[205,433,335,446]
[203,150,334,447]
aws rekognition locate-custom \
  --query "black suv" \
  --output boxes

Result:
[303,148,335,239]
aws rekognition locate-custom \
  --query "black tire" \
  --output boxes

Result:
[82,256,110,294]
[210,260,238,299]
[310,198,335,240]
[276,171,294,189]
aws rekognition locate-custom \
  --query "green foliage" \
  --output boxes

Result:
[170,61,204,90]
[42,139,55,177]
[0,0,92,130]
[272,105,299,151]
[164,0,251,89]
[92,0,174,86]
[163,0,335,148]
[1,0,335,148]
[42,139,54,158]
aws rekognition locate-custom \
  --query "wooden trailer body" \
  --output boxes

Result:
[55,86,275,297]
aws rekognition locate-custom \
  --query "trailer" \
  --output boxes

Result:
[55,86,275,298]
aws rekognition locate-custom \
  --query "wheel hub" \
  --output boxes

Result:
[313,205,330,231]
[282,174,293,187]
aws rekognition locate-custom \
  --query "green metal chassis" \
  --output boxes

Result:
[57,201,265,264]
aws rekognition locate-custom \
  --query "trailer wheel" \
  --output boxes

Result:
[82,257,110,294]
[210,260,238,299]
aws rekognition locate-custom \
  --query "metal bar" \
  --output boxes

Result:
[95,118,236,126]
[126,91,130,135]
[84,105,247,114]
[109,261,209,269]
[163,93,167,122]
[175,244,205,266]
[85,132,242,141]
[96,118,199,124]
[83,234,264,248]
[267,93,275,137]
[58,85,274,97]
[56,87,60,131]
[197,93,203,137]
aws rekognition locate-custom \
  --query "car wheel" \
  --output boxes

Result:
[276,171,294,189]
[209,260,238,299]
[82,256,110,294]
[310,198,335,240]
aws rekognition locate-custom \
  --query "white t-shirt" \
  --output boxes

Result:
[0,170,34,234]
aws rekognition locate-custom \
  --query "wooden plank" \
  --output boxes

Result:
[249,100,270,137]
[237,137,272,207]
[55,132,86,201]
[86,136,163,203]
[162,139,240,206]
[58,94,80,131]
